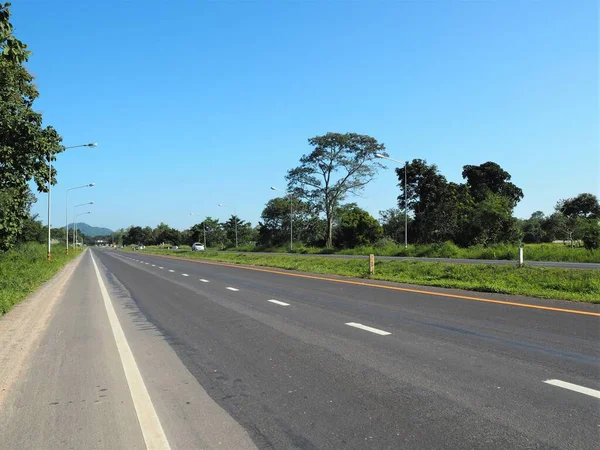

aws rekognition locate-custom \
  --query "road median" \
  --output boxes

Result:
[127,249,600,303]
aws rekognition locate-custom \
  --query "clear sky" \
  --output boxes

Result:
[13,0,599,231]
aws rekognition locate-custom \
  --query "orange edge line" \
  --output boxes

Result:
[138,252,600,318]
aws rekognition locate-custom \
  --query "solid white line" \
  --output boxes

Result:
[181,274,189,277]
[168,269,175,273]
[544,379,600,399]
[90,252,171,450]
[268,299,290,306]
[226,287,239,291]
[345,322,391,336]
[199,279,209,283]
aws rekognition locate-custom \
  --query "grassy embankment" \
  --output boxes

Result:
[129,248,600,303]
[0,243,81,315]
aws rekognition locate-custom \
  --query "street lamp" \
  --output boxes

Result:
[74,211,91,248]
[46,142,97,260]
[375,153,409,248]
[73,202,94,249]
[218,203,237,248]
[270,186,294,251]
[66,183,95,253]
[189,213,207,248]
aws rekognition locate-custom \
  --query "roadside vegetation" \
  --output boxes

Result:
[132,241,600,263]
[127,248,600,303]
[0,243,80,315]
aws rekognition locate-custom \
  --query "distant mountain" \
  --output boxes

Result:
[66,222,113,237]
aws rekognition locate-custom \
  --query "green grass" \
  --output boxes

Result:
[129,248,600,303]
[0,243,80,316]
[335,242,599,263]
[173,241,600,263]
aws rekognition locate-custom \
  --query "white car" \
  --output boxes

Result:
[192,242,205,251]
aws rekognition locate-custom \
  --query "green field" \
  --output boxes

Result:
[128,248,600,303]
[0,243,80,315]
[161,241,598,263]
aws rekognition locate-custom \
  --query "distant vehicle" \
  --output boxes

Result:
[171,245,179,250]
[192,243,205,251]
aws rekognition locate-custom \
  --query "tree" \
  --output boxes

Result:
[223,215,254,247]
[379,208,411,243]
[462,162,523,208]
[153,222,180,246]
[396,159,523,246]
[462,192,521,246]
[286,132,385,247]
[123,226,143,246]
[334,204,382,248]
[202,217,226,248]
[257,196,312,247]
[140,226,154,245]
[581,220,600,251]
[188,223,206,246]
[15,213,44,244]
[557,193,600,219]
[0,3,63,250]
[258,197,290,247]
[521,211,546,244]
[541,212,567,242]
[396,159,462,244]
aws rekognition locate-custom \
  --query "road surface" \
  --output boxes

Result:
[0,248,598,449]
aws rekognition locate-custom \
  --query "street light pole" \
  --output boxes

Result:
[218,204,237,247]
[404,162,407,249]
[66,183,95,253]
[45,142,97,260]
[73,202,94,249]
[271,186,294,251]
[47,151,52,260]
[376,153,409,248]
[74,211,91,248]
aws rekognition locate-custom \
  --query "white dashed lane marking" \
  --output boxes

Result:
[544,380,600,399]
[182,274,189,277]
[200,279,209,283]
[268,300,290,306]
[159,267,164,269]
[226,287,239,292]
[168,270,175,273]
[345,322,391,336]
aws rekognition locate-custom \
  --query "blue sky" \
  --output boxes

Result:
[13,0,598,231]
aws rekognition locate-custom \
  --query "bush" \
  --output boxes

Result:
[429,241,461,258]
[582,221,600,251]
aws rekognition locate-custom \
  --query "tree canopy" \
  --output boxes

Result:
[0,2,63,250]
[286,132,385,247]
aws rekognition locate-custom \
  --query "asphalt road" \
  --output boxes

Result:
[1,248,598,449]
[184,250,600,270]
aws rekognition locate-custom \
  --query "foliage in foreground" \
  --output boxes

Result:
[0,3,63,251]
[132,248,600,303]
[0,243,79,315]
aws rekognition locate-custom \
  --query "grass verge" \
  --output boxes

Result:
[130,248,600,303]
[163,241,599,263]
[0,243,80,316]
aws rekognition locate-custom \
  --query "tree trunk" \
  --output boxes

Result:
[326,211,334,248]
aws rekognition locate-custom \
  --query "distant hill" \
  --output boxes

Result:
[66,222,113,237]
